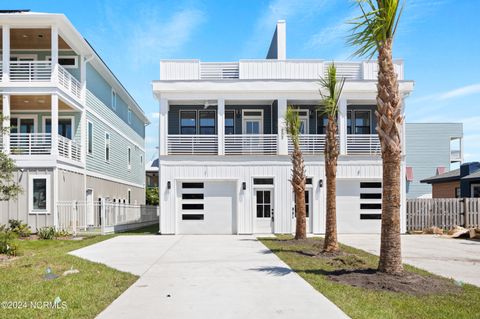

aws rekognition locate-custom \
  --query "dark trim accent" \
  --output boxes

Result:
[360,214,382,220]
[306,178,313,185]
[360,182,382,189]
[360,193,382,199]
[182,203,204,210]
[182,193,204,200]
[182,182,204,189]
[253,178,274,185]
[360,203,382,210]
[182,214,204,220]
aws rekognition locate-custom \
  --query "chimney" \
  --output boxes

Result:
[460,162,480,178]
[266,20,286,60]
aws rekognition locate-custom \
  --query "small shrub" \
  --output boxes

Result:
[8,219,32,238]
[54,229,72,238]
[37,227,55,240]
[0,227,18,256]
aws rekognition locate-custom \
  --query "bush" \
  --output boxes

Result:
[8,219,32,238]
[54,229,72,238]
[37,226,56,240]
[146,187,159,206]
[0,226,18,256]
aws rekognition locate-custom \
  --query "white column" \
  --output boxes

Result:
[159,98,169,156]
[2,94,10,154]
[277,98,288,155]
[2,25,10,82]
[51,94,59,156]
[217,98,225,155]
[338,98,347,155]
[51,25,59,82]
[80,56,87,164]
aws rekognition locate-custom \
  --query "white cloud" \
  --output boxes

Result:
[411,83,480,104]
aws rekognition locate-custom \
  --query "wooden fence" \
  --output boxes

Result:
[406,198,480,231]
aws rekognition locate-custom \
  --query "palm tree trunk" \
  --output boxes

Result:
[323,115,339,252]
[292,146,307,240]
[376,38,403,274]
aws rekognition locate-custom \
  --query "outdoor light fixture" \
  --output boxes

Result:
[167,181,171,189]
[319,179,323,188]
[242,182,246,190]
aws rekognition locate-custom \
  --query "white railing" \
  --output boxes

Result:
[58,135,82,162]
[346,134,381,155]
[450,150,462,162]
[168,135,218,155]
[57,64,82,99]
[200,62,239,79]
[9,133,52,155]
[225,134,278,155]
[240,60,324,80]
[288,134,326,155]
[9,61,52,82]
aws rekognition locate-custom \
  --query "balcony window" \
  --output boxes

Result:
[347,111,352,134]
[128,108,132,124]
[180,111,197,134]
[45,118,72,139]
[87,121,93,155]
[354,111,371,134]
[127,147,131,170]
[111,90,117,111]
[225,111,235,135]
[316,112,328,134]
[105,132,111,162]
[199,110,216,134]
[47,56,78,68]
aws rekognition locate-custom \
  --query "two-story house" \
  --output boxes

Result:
[153,20,414,235]
[0,10,149,230]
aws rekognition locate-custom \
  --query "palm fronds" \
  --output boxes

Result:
[319,63,345,119]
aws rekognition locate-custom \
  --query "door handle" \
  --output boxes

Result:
[271,209,274,222]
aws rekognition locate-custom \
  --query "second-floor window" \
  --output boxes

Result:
[128,108,132,124]
[111,90,117,111]
[354,111,371,134]
[105,132,111,162]
[87,121,93,155]
[225,111,235,134]
[199,110,216,134]
[180,111,197,134]
[127,147,131,170]
[316,112,328,134]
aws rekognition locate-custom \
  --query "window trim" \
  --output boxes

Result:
[29,175,51,215]
[46,55,78,68]
[111,89,117,111]
[104,132,111,163]
[87,120,94,156]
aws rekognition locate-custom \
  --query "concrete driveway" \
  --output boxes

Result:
[338,234,480,287]
[71,235,348,319]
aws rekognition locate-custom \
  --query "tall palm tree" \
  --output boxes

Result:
[348,0,405,274]
[285,107,307,240]
[319,64,345,253]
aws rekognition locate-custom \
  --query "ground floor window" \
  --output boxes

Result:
[471,184,480,198]
[256,190,272,218]
[29,175,50,214]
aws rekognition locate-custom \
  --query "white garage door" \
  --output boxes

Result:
[337,180,382,234]
[177,181,235,234]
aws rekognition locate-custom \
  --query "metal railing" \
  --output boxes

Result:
[346,134,381,155]
[225,134,278,155]
[167,134,218,155]
[57,64,82,99]
[200,62,239,79]
[10,133,52,155]
[9,61,52,81]
[288,134,326,155]
[58,135,82,162]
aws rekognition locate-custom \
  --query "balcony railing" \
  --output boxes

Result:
[200,62,239,79]
[7,133,82,162]
[225,134,278,155]
[167,135,218,155]
[57,65,82,100]
[346,134,381,155]
[288,134,326,155]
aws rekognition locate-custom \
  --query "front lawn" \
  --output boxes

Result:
[259,236,480,319]
[0,225,159,319]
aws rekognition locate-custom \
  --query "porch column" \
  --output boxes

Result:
[51,25,59,82]
[80,56,87,163]
[51,94,59,156]
[217,98,225,155]
[2,25,10,82]
[2,94,10,154]
[338,98,347,155]
[277,98,288,155]
[159,98,169,156]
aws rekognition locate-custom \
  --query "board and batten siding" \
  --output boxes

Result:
[86,91,145,187]
[405,123,463,199]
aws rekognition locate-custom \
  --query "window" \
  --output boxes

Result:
[225,111,235,134]
[87,121,93,155]
[471,184,480,198]
[316,112,328,134]
[128,108,132,124]
[360,214,382,220]
[127,147,131,170]
[360,193,382,199]
[140,155,143,165]
[29,176,50,214]
[182,203,204,210]
[360,182,382,189]
[455,187,461,198]
[242,110,263,134]
[256,190,272,218]
[111,90,117,111]
[182,214,204,220]
[354,111,371,134]
[105,132,110,162]
[182,182,204,189]
[199,110,216,134]
[180,111,196,134]
[182,193,204,200]
[47,56,78,68]
[128,189,131,204]
[360,203,382,210]
[253,178,274,185]
[45,118,72,139]
[347,111,352,134]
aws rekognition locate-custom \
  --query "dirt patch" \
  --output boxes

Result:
[327,268,461,296]
[324,254,367,268]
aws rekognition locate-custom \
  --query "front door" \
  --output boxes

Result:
[255,189,274,233]
[242,110,263,134]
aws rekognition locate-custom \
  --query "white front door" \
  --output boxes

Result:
[254,189,274,233]
[242,110,264,134]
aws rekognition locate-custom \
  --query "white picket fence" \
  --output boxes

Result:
[406,198,480,231]
[57,200,159,235]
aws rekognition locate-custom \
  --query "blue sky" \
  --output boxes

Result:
[5,0,480,163]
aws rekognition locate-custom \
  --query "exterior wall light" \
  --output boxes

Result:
[319,179,323,188]
[167,181,171,189]
[242,182,246,190]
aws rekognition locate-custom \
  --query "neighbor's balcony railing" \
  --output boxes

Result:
[167,135,218,155]
[288,134,326,155]
[346,134,381,155]
[4,62,83,102]
[7,133,82,162]
[225,134,278,155]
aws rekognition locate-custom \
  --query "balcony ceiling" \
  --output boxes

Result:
[0,95,72,110]
[0,28,71,50]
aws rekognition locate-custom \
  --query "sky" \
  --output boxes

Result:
[3,0,480,164]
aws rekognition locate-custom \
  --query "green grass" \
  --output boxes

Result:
[259,236,480,319]
[0,224,159,319]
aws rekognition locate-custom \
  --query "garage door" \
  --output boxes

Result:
[178,181,235,234]
[337,180,382,233]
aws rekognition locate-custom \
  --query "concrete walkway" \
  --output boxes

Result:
[71,235,348,319]
[338,234,480,287]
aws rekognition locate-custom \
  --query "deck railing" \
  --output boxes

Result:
[57,64,82,99]
[200,62,239,79]
[9,61,52,82]
[167,135,218,155]
[58,135,82,162]
[288,134,326,155]
[225,134,278,155]
[346,134,381,155]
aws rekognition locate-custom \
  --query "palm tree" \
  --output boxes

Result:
[319,64,345,253]
[348,0,405,274]
[285,107,307,240]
